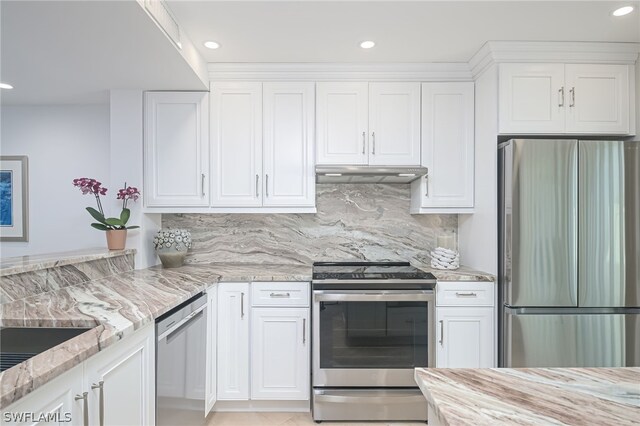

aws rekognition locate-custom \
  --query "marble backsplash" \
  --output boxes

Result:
[163,184,457,265]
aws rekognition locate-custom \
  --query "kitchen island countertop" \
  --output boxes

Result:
[414,367,640,426]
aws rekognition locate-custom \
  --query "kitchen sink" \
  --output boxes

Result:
[0,327,92,372]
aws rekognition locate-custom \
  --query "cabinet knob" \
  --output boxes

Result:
[558,87,565,107]
[74,392,89,426]
[569,87,575,107]
[91,381,105,426]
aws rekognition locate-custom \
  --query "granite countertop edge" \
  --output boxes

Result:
[0,248,137,277]
[414,367,640,426]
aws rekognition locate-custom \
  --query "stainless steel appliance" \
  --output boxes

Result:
[315,165,427,183]
[311,262,436,422]
[156,293,208,426]
[499,139,640,368]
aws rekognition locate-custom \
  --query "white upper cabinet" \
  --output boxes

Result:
[565,64,630,134]
[211,82,315,210]
[412,82,474,213]
[144,92,209,207]
[263,82,316,207]
[316,82,421,166]
[316,82,369,165]
[499,63,633,135]
[210,82,263,207]
[368,83,421,166]
[498,63,565,134]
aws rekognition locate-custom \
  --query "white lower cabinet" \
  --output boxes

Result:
[436,307,494,368]
[217,283,251,400]
[435,281,496,368]
[205,288,218,413]
[251,308,309,400]
[2,365,84,425]
[217,282,310,403]
[3,324,155,426]
[84,324,155,426]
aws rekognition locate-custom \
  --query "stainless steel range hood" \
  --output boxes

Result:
[316,166,427,184]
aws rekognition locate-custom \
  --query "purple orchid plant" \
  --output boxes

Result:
[73,178,140,231]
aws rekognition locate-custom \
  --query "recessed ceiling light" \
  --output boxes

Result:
[204,41,220,49]
[360,41,375,49]
[612,5,634,16]
[0,83,13,90]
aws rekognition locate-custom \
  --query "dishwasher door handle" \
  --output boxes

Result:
[157,305,206,342]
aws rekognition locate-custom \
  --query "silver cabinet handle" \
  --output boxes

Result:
[558,87,564,107]
[270,292,290,298]
[439,320,444,345]
[266,174,269,197]
[362,131,366,155]
[241,292,245,318]
[569,87,575,107]
[75,392,89,426]
[91,381,104,426]
[371,132,376,154]
[255,174,259,197]
[424,170,429,197]
[455,292,478,297]
[303,318,306,344]
[201,173,205,197]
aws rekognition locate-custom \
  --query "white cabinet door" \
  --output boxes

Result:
[565,64,630,134]
[499,63,565,134]
[250,308,309,400]
[210,82,263,207]
[436,307,494,368]
[316,82,369,165]
[368,82,421,166]
[3,366,84,426]
[217,283,250,400]
[263,83,316,207]
[415,83,474,212]
[205,288,217,414]
[84,324,155,426]
[144,92,209,207]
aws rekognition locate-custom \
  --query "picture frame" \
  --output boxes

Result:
[0,156,29,242]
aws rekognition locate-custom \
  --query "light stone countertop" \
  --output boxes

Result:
[0,248,136,277]
[0,249,492,408]
[415,367,640,426]
[0,262,311,408]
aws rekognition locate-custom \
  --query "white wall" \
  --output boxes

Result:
[0,105,111,257]
[109,90,161,269]
[458,64,499,275]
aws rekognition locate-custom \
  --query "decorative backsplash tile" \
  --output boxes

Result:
[163,184,457,265]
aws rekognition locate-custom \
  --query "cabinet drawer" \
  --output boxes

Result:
[251,282,310,307]
[436,281,495,307]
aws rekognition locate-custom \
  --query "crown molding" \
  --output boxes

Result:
[208,62,473,82]
[469,41,640,78]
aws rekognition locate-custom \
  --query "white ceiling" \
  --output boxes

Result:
[0,1,207,105]
[1,1,638,105]
[167,0,640,63]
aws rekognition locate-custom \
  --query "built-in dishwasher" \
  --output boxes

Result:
[156,293,207,426]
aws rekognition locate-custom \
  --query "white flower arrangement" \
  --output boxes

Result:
[153,229,192,252]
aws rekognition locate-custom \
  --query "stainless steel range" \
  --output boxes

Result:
[311,262,436,422]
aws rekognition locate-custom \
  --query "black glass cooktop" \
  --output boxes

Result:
[313,262,436,282]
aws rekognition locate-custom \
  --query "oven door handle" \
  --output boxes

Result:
[314,290,433,302]
[314,390,426,404]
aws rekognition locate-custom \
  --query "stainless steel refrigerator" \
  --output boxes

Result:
[498,139,640,368]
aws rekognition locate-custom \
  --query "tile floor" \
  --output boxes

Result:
[205,412,426,425]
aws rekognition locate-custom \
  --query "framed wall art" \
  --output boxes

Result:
[0,156,29,241]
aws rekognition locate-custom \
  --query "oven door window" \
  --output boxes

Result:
[319,301,429,369]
